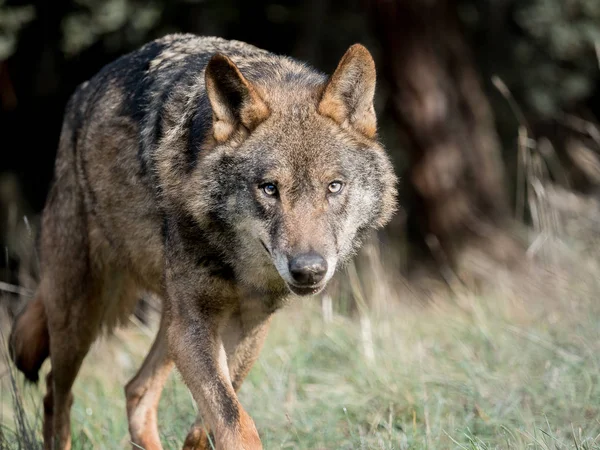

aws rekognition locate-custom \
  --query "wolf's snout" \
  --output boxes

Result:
[288,252,328,286]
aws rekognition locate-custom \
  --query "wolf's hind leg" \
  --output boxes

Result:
[43,277,104,450]
[38,179,108,450]
[126,313,174,450]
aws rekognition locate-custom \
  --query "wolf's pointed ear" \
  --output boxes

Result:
[318,44,377,138]
[205,54,270,143]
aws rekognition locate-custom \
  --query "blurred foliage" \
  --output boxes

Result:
[0,0,34,60]
[515,0,600,117]
[463,0,600,118]
[61,0,161,56]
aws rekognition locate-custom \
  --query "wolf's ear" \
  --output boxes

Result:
[205,54,270,143]
[318,44,377,138]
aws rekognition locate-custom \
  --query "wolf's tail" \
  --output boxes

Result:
[9,293,50,383]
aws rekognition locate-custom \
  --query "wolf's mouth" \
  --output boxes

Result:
[287,283,325,296]
[260,240,271,256]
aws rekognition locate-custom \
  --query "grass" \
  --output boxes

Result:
[1,253,600,450]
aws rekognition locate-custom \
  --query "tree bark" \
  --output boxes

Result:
[369,0,520,268]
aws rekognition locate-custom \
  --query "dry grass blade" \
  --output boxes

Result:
[0,282,32,297]
[346,261,375,362]
[0,325,42,450]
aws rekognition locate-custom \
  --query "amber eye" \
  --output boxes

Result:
[328,181,344,194]
[262,183,278,196]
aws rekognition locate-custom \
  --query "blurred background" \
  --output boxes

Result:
[2,1,600,448]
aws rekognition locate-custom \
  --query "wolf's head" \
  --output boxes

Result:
[187,44,397,296]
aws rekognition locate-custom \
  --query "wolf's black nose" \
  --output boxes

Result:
[289,253,327,285]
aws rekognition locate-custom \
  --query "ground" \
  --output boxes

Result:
[1,248,599,450]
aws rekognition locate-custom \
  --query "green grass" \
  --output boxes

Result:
[2,272,600,449]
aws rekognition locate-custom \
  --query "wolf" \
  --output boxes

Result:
[9,34,397,450]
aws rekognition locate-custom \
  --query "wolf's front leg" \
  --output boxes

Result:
[182,308,273,450]
[166,310,262,450]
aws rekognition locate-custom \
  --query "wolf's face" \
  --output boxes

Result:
[200,45,397,295]
[225,115,395,296]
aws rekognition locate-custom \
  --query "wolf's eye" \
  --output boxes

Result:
[262,183,278,196]
[328,181,344,194]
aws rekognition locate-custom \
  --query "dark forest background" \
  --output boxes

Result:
[2,0,600,295]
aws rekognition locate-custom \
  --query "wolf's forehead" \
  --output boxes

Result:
[252,144,346,184]
[255,116,349,166]
[289,104,312,121]
[263,126,338,160]
[261,91,320,119]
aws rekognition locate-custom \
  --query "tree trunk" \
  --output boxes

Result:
[369,0,521,269]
